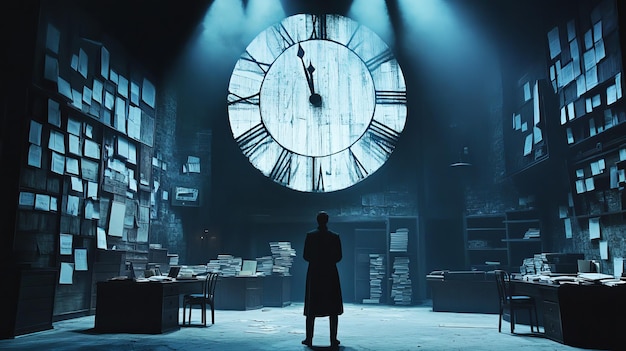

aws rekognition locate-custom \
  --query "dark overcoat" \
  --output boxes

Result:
[303,226,344,317]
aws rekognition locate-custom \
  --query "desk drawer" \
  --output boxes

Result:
[542,301,563,342]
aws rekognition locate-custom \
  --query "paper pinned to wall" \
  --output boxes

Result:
[60,233,73,255]
[599,240,609,260]
[97,227,107,250]
[564,218,572,239]
[108,201,126,237]
[614,257,623,278]
[589,217,601,240]
[59,262,74,284]
[74,248,88,271]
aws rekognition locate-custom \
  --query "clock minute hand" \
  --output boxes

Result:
[297,44,315,95]
[297,44,323,107]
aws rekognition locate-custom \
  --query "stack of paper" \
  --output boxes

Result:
[364,253,385,304]
[390,256,412,305]
[270,241,296,276]
[389,228,409,252]
[256,255,273,276]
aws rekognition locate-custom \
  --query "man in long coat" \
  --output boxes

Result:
[302,211,343,348]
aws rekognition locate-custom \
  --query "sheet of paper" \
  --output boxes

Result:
[599,240,608,260]
[93,79,104,104]
[71,176,83,192]
[28,144,42,168]
[84,139,101,160]
[547,26,561,59]
[48,99,61,127]
[19,192,35,207]
[589,217,601,240]
[614,258,623,278]
[51,152,65,175]
[60,233,73,255]
[46,23,60,53]
[108,201,126,237]
[97,227,107,249]
[523,134,533,156]
[65,157,79,175]
[74,248,88,271]
[87,181,98,199]
[564,218,572,239]
[48,130,65,154]
[100,46,109,79]
[142,78,156,108]
[35,194,50,211]
[59,262,74,284]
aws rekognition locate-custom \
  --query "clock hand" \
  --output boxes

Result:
[297,44,322,107]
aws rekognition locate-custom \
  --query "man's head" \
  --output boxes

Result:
[316,211,329,225]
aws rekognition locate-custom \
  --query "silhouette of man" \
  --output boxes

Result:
[302,211,343,348]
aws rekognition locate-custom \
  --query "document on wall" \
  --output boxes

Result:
[599,240,609,260]
[564,218,573,239]
[59,262,74,284]
[34,194,50,211]
[74,248,88,271]
[108,201,126,237]
[547,26,561,59]
[97,227,107,250]
[29,120,42,145]
[614,258,623,278]
[60,233,73,255]
[28,144,42,168]
[523,134,533,156]
[589,217,601,240]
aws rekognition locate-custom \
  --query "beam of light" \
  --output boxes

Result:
[168,0,285,122]
[348,0,394,47]
[396,0,501,104]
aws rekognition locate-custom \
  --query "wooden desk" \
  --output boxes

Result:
[263,275,291,307]
[214,276,263,310]
[511,280,626,350]
[94,279,203,334]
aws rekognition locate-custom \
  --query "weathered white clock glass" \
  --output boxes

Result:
[227,14,407,192]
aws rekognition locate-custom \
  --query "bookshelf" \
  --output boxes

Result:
[354,228,386,304]
[464,214,508,271]
[504,209,543,272]
[386,216,420,305]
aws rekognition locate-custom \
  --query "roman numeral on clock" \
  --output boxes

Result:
[349,149,368,180]
[234,123,271,159]
[365,48,394,72]
[240,51,270,74]
[227,92,260,105]
[311,158,325,192]
[310,14,327,40]
[368,120,400,159]
[270,148,293,185]
[375,90,407,105]
[272,23,296,50]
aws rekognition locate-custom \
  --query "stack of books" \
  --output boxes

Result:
[389,228,409,252]
[206,254,242,277]
[270,241,296,276]
[390,256,412,305]
[255,255,273,276]
[363,253,385,304]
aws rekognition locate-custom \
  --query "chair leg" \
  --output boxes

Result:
[211,304,215,324]
[498,307,502,333]
[510,308,515,333]
[527,309,533,332]
[202,302,206,326]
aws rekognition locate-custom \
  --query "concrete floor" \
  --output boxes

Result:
[0,302,599,351]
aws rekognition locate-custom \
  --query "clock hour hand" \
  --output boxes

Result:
[297,44,322,107]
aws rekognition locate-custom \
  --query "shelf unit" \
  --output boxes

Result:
[465,211,543,272]
[354,228,386,304]
[464,214,508,271]
[386,216,420,305]
[504,209,543,272]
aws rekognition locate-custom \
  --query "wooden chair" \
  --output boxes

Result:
[182,272,218,326]
[494,270,539,333]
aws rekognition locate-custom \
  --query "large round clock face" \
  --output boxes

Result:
[227,14,407,192]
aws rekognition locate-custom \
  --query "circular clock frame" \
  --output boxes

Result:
[227,14,407,193]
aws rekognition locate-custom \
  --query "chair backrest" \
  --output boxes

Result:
[494,269,511,305]
[203,272,219,299]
